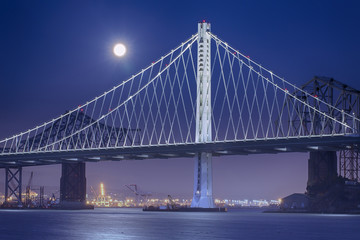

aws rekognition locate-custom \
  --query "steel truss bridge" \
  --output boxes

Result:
[1,22,359,207]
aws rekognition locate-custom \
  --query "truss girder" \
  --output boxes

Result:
[339,149,360,182]
[293,77,360,182]
[288,77,360,137]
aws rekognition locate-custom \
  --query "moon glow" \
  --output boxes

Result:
[113,43,126,57]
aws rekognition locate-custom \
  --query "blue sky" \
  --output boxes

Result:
[0,0,359,199]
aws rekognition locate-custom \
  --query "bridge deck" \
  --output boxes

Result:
[0,135,359,168]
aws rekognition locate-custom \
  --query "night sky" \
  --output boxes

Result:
[0,0,359,200]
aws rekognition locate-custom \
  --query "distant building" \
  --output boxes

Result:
[280,193,309,210]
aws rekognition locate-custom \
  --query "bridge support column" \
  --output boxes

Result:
[191,152,214,208]
[60,162,87,209]
[306,151,340,212]
[191,21,214,208]
[3,167,23,206]
[307,151,338,197]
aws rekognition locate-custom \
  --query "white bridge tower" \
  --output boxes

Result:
[191,21,215,208]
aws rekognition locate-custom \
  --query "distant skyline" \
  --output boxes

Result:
[0,0,359,200]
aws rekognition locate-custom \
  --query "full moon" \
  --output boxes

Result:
[113,43,126,57]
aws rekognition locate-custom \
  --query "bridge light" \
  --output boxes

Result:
[314,95,318,98]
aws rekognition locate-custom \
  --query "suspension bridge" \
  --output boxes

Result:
[1,22,359,209]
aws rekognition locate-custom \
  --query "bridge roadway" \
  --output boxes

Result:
[0,134,359,168]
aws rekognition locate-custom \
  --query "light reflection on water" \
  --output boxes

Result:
[0,208,359,240]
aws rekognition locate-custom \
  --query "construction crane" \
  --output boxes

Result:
[39,186,45,207]
[167,195,177,210]
[125,184,152,206]
[25,171,34,206]
[90,185,98,198]
[23,172,46,208]
[49,190,59,206]
[125,184,152,198]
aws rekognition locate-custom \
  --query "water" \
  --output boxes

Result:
[0,208,360,240]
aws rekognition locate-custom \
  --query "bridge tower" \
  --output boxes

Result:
[191,21,215,208]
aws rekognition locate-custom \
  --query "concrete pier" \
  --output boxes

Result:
[59,162,89,209]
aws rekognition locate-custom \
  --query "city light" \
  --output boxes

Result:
[100,183,105,196]
[0,183,281,210]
